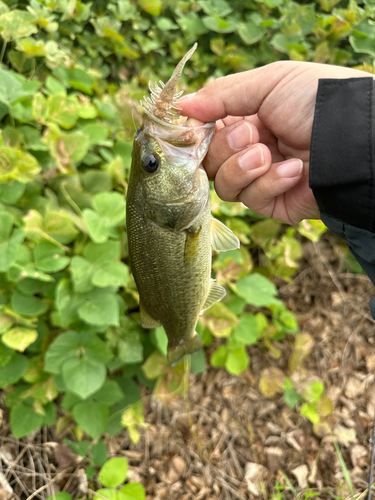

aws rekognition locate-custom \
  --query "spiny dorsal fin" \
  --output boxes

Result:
[211,217,240,251]
[200,279,226,315]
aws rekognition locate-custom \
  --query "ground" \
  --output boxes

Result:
[0,234,374,500]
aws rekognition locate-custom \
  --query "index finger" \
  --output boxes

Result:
[179,62,293,123]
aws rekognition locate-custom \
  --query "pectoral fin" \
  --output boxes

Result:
[211,217,240,251]
[140,303,161,328]
[200,279,226,315]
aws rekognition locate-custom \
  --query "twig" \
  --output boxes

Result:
[25,470,67,500]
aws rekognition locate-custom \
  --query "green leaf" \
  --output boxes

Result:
[91,439,108,467]
[210,345,227,367]
[202,14,236,33]
[66,68,94,95]
[94,379,125,405]
[81,170,112,194]
[0,146,40,183]
[301,402,320,424]
[44,210,79,244]
[82,123,110,146]
[284,387,302,408]
[225,347,249,375]
[0,11,37,42]
[10,403,44,438]
[47,491,72,500]
[0,341,15,366]
[202,302,239,337]
[120,483,146,500]
[234,273,279,306]
[64,438,90,457]
[73,400,109,439]
[2,327,38,352]
[190,349,206,374]
[138,0,162,16]
[303,380,325,403]
[63,357,106,399]
[177,12,209,36]
[70,256,94,293]
[0,353,29,387]
[349,35,375,56]
[153,327,168,357]
[46,494,72,500]
[78,289,119,327]
[233,313,259,344]
[11,291,48,316]
[83,209,111,243]
[99,457,129,487]
[237,22,263,44]
[92,262,129,288]
[80,241,129,288]
[108,318,143,366]
[34,241,70,272]
[0,181,25,204]
[94,489,122,500]
[93,192,126,227]
[0,211,13,242]
[45,331,113,375]
[44,330,81,374]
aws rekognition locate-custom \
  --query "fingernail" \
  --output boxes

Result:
[228,122,253,150]
[180,92,196,101]
[239,145,264,171]
[277,159,303,178]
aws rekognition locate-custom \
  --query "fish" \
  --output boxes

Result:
[126,43,240,366]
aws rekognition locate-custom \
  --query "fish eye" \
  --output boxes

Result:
[142,153,160,174]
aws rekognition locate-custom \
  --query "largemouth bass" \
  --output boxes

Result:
[126,44,239,365]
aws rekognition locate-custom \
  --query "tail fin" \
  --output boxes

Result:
[167,331,202,366]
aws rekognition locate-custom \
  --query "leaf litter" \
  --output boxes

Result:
[0,234,374,499]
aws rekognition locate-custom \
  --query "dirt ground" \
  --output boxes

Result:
[1,234,374,500]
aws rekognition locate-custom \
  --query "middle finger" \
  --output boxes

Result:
[204,118,260,180]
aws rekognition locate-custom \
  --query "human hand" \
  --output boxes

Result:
[181,61,372,224]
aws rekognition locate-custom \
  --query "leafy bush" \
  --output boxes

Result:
[0,0,373,443]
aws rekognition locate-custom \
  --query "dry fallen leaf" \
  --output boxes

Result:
[54,443,80,469]
[291,464,309,488]
[259,367,284,398]
[345,376,364,399]
[333,425,357,445]
[244,463,270,496]
[350,444,368,468]
[0,472,12,500]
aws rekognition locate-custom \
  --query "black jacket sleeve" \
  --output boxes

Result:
[309,77,375,314]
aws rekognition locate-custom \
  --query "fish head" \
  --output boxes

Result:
[130,43,215,231]
[131,116,215,230]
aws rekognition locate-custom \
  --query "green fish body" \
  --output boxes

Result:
[126,44,239,365]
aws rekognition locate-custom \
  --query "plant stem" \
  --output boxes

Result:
[0,41,6,65]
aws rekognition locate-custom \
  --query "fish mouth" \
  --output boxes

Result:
[144,115,215,141]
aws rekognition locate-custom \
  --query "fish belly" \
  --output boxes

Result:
[127,201,211,347]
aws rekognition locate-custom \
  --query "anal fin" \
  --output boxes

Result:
[140,303,161,328]
[211,217,240,251]
[200,279,226,315]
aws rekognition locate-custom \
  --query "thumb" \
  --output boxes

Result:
[180,61,297,122]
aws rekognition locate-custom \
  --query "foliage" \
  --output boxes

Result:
[45,456,146,500]
[0,0,373,454]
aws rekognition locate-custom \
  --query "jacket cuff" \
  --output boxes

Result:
[309,77,375,232]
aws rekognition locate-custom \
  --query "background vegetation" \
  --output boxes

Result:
[0,0,373,496]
